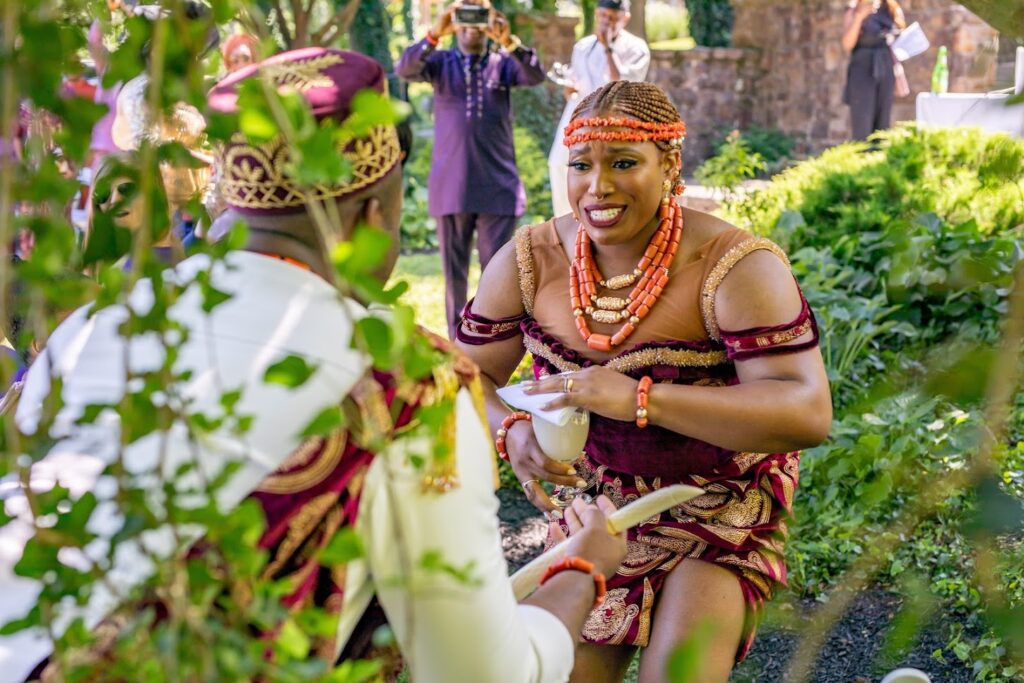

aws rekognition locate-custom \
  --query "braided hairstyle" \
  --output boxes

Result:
[569,80,685,187]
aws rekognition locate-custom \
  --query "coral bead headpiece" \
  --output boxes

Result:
[562,116,686,148]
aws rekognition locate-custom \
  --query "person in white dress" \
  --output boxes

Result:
[548,0,650,218]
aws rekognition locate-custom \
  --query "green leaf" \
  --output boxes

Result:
[0,604,42,635]
[342,89,411,137]
[324,659,384,683]
[239,108,278,142]
[15,537,61,579]
[320,528,364,566]
[333,226,394,278]
[299,406,346,438]
[354,317,394,369]
[201,283,233,313]
[263,355,319,389]
[288,124,353,187]
[418,550,482,587]
[276,618,311,659]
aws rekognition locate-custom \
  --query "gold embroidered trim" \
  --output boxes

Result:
[726,319,812,350]
[523,334,728,374]
[514,225,536,316]
[261,53,344,93]
[523,334,581,373]
[635,577,655,647]
[733,451,770,475]
[609,346,728,372]
[222,124,401,211]
[460,318,520,335]
[258,431,347,494]
[263,491,339,577]
[700,238,791,342]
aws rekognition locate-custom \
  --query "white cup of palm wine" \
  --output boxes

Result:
[532,409,590,463]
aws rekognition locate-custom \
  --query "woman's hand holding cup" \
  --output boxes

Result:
[505,418,589,514]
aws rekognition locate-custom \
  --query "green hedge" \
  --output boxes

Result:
[724,125,1024,679]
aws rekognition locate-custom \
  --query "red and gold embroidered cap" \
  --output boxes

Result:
[208,47,402,215]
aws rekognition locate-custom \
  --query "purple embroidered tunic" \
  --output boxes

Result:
[396,39,545,217]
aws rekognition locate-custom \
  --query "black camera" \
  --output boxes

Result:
[453,4,490,27]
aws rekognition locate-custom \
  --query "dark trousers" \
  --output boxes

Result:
[436,213,518,338]
[846,52,895,140]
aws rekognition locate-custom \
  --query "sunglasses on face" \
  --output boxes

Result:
[92,180,138,209]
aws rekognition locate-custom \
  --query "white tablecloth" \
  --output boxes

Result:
[916,93,1024,138]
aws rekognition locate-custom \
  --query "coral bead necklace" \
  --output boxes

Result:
[570,195,683,352]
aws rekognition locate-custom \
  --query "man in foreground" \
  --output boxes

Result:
[0,48,625,681]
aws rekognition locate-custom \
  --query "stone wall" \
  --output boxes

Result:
[729,0,999,155]
[520,1,999,163]
[647,47,761,169]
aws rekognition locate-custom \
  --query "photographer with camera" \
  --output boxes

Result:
[547,0,649,218]
[397,0,545,339]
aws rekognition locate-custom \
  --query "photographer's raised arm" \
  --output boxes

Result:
[395,5,455,81]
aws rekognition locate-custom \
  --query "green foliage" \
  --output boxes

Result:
[645,1,692,46]
[515,125,553,225]
[708,124,795,176]
[694,129,765,198]
[722,124,1024,678]
[685,0,732,48]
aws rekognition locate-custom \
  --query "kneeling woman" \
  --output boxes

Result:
[456,81,832,682]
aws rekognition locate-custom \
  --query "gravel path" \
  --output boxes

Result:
[497,489,975,682]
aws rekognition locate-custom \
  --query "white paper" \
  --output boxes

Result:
[496,379,578,427]
[892,22,930,62]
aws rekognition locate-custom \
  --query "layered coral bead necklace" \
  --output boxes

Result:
[570,194,683,352]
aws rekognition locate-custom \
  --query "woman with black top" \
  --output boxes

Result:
[842,0,907,140]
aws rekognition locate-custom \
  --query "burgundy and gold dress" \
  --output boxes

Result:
[507,221,816,660]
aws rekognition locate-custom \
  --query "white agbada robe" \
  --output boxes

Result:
[0,251,572,683]
[548,30,651,218]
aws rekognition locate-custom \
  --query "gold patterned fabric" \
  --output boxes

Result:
[554,450,799,661]
[514,225,536,316]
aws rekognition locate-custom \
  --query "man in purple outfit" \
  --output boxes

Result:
[397,0,545,338]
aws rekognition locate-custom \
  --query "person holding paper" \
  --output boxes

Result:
[842,0,907,140]
[456,81,832,681]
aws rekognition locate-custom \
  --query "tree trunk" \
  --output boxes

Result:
[688,0,733,48]
[581,0,595,37]
[349,0,403,97]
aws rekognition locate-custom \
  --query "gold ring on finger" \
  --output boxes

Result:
[521,479,539,493]
[563,376,574,393]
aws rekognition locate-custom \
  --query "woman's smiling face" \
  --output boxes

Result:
[566,131,679,247]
